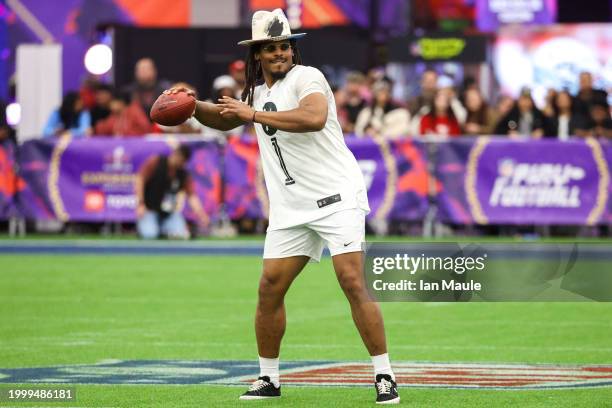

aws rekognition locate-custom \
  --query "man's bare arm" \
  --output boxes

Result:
[193,100,245,131]
[217,93,328,133]
[164,86,245,131]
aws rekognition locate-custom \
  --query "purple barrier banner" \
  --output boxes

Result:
[604,139,612,224]
[17,137,221,222]
[223,137,430,222]
[436,138,610,225]
[13,136,610,225]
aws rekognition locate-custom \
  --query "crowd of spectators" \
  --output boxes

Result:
[40,57,249,141]
[42,58,176,139]
[40,57,611,141]
[334,69,610,140]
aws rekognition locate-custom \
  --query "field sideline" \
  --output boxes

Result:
[1,242,611,407]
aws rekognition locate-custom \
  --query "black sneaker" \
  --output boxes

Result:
[239,376,281,400]
[375,374,400,404]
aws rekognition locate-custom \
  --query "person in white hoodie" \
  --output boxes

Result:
[354,80,411,139]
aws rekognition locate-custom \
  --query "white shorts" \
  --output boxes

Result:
[263,208,366,262]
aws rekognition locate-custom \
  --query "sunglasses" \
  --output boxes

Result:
[261,43,291,53]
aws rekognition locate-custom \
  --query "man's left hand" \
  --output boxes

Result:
[217,96,254,122]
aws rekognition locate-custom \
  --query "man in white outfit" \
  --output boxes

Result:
[167,9,399,404]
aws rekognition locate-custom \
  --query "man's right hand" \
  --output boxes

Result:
[163,87,197,116]
[164,86,196,98]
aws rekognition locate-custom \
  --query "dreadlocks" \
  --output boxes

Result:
[241,40,302,107]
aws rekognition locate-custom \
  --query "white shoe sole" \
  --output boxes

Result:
[239,395,281,400]
[376,396,400,404]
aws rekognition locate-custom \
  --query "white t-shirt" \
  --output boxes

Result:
[558,115,570,141]
[252,65,370,230]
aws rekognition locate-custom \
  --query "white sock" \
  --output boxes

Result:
[259,356,280,388]
[371,353,395,381]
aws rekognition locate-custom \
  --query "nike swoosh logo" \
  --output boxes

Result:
[343,242,353,247]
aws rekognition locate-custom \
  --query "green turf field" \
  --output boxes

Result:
[1,252,611,407]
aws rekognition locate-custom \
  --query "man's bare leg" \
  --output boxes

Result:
[332,250,399,403]
[256,255,310,358]
[332,251,387,355]
[240,255,310,400]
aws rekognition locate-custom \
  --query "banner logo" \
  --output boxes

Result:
[490,159,584,208]
[84,190,105,212]
[103,146,132,173]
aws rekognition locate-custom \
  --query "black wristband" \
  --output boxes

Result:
[252,110,257,123]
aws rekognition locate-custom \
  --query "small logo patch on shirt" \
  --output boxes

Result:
[317,194,341,208]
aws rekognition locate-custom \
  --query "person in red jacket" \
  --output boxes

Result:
[419,90,461,137]
[94,91,152,137]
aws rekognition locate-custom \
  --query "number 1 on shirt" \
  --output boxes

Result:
[271,137,295,185]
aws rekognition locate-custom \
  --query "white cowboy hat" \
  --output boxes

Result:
[238,8,306,46]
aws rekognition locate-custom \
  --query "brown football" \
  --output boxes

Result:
[150,91,196,126]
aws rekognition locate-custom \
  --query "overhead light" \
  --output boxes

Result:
[84,44,113,75]
[6,102,20,126]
